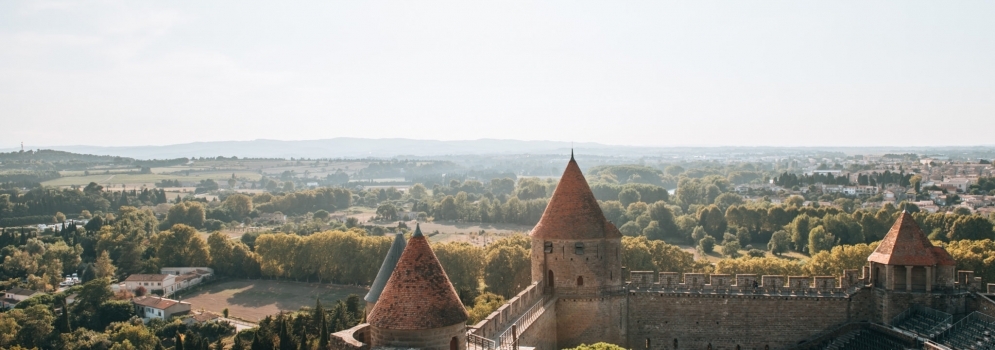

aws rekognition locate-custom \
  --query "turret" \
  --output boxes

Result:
[367,225,469,350]
[868,211,956,292]
[364,232,406,317]
[530,154,625,347]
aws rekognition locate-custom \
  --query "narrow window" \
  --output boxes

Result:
[544,241,553,253]
[645,338,650,349]
[575,242,584,255]
[450,337,458,350]
[547,270,554,287]
[577,276,584,286]
[673,339,678,349]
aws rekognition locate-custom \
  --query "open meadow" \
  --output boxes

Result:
[179,279,369,322]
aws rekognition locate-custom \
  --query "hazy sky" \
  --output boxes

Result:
[2,1,993,148]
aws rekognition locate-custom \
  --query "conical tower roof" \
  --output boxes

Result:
[364,232,407,304]
[868,211,954,266]
[367,225,468,330]
[531,155,622,240]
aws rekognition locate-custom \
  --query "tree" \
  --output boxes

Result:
[808,226,835,255]
[223,194,254,221]
[154,224,211,267]
[484,244,531,298]
[617,188,640,207]
[698,236,716,254]
[721,239,740,258]
[375,203,398,221]
[108,323,160,350]
[565,343,626,350]
[409,184,428,200]
[946,215,995,241]
[647,201,679,240]
[767,230,791,256]
[642,221,663,240]
[789,214,817,252]
[13,306,55,348]
[58,298,72,333]
[619,222,641,237]
[93,250,117,279]
[697,205,727,238]
[433,242,484,304]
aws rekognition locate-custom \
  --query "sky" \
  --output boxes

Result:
[1,1,994,148]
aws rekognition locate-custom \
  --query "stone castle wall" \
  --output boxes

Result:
[515,298,558,350]
[556,296,626,348]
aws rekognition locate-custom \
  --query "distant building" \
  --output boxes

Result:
[123,274,177,296]
[133,296,191,320]
[1,287,43,309]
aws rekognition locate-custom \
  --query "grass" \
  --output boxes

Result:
[179,279,369,322]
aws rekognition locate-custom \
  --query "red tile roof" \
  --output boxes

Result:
[530,155,622,240]
[367,225,468,330]
[133,296,179,309]
[868,211,954,266]
[124,274,170,282]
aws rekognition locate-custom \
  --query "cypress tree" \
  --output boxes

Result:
[319,312,329,349]
[175,332,185,350]
[231,338,245,350]
[215,336,224,350]
[58,298,71,333]
[250,331,264,350]
[278,318,295,350]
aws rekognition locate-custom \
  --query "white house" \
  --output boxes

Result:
[123,274,177,296]
[0,287,44,309]
[133,296,191,320]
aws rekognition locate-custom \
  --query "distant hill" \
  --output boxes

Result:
[2,138,994,160]
[3,138,623,159]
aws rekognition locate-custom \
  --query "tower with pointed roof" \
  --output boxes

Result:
[364,232,406,317]
[366,224,469,350]
[866,210,962,323]
[530,153,626,348]
[867,211,956,293]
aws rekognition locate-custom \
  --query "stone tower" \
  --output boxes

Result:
[867,211,960,322]
[530,153,626,348]
[363,232,406,316]
[367,225,469,350]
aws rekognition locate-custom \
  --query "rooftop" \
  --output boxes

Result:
[367,224,468,330]
[365,232,407,304]
[124,274,172,282]
[531,154,622,240]
[867,211,955,266]
[133,296,181,309]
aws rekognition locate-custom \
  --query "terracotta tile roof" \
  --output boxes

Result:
[868,211,953,266]
[133,296,179,309]
[365,233,407,304]
[530,155,622,240]
[367,225,468,330]
[124,274,171,282]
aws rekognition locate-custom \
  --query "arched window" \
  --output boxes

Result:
[577,276,584,286]
[450,337,458,350]
[673,339,678,349]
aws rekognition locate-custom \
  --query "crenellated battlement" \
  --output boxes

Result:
[627,270,866,296]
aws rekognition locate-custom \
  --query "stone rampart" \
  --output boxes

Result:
[625,272,856,295]
[626,291,853,349]
[469,282,545,339]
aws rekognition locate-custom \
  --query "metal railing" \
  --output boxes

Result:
[469,294,551,350]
